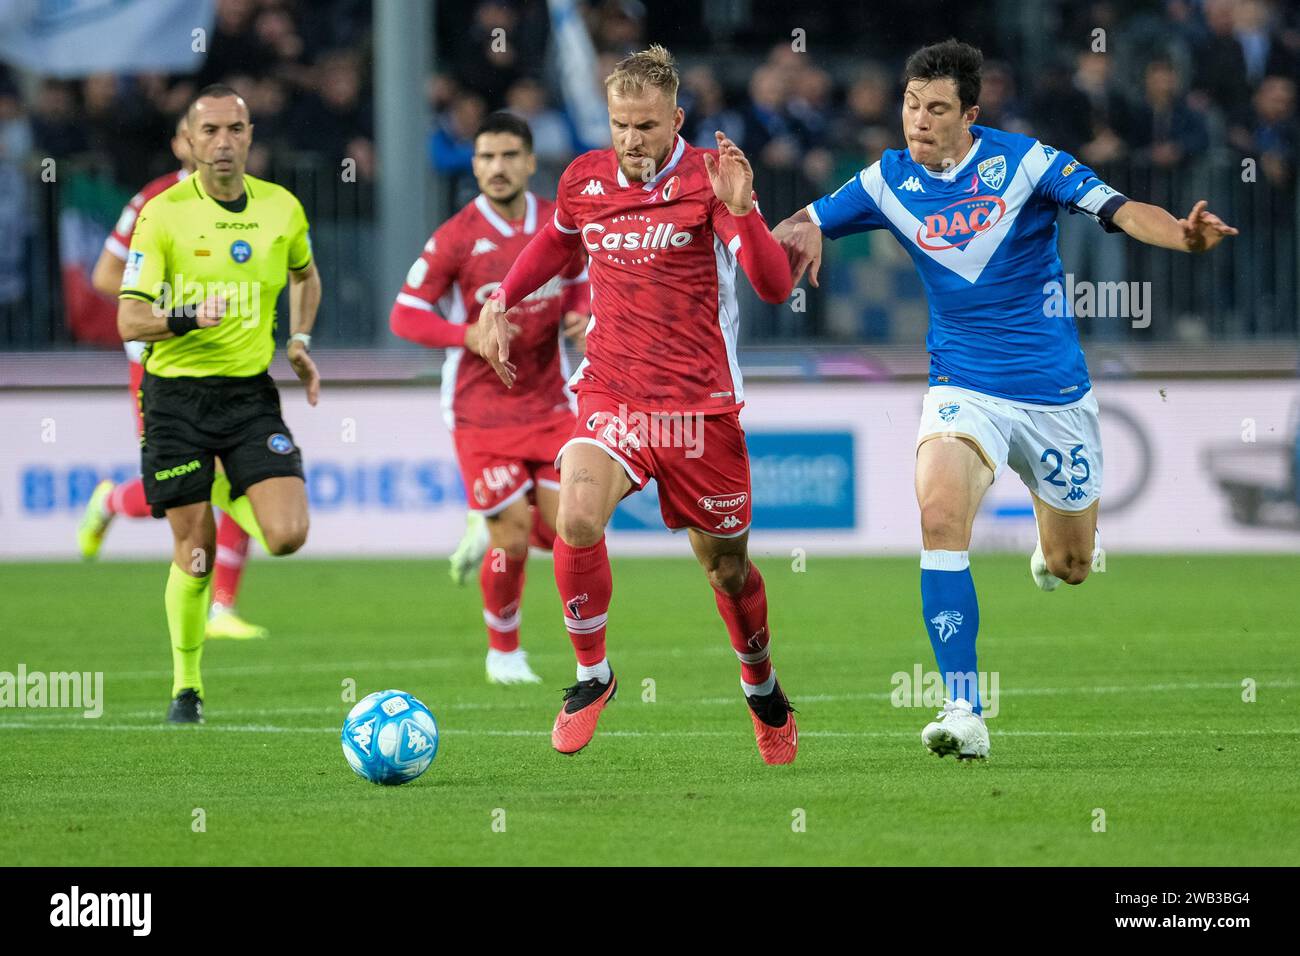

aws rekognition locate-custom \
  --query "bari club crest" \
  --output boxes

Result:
[566,593,590,620]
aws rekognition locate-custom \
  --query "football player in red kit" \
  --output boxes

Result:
[391,111,589,685]
[477,46,798,763]
[79,114,266,641]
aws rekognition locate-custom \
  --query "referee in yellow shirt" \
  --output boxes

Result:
[117,84,322,724]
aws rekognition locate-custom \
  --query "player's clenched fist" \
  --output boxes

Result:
[475,288,519,387]
[195,292,226,327]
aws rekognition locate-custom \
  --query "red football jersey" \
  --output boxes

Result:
[554,135,758,414]
[398,191,587,429]
[104,169,188,261]
[105,169,187,365]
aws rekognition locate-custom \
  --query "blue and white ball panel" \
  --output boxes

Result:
[340,689,439,785]
[917,386,1102,513]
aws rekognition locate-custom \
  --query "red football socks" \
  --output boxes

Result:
[106,477,150,518]
[481,550,527,652]
[553,535,612,666]
[212,512,250,610]
[714,562,773,687]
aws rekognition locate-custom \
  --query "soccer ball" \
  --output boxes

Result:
[341,689,439,785]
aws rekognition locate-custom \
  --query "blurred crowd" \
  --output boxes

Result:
[0,0,1296,193]
[0,0,372,184]
[429,0,1300,192]
[2,0,1298,343]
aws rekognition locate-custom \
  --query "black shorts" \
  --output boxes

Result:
[140,371,305,518]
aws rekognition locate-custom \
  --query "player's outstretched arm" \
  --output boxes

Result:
[1111,199,1239,254]
[477,219,581,387]
[288,261,321,406]
[705,131,793,303]
[772,206,823,289]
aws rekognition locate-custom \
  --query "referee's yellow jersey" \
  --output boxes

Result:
[120,174,312,378]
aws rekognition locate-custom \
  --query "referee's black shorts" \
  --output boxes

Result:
[140,371,305,518]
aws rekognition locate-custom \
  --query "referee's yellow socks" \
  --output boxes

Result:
[210,471,268,552]
[166,563,210,697]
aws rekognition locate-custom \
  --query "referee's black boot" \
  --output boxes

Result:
[167,688,204,724]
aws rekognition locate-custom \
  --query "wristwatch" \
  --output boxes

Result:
[290,332,312,352]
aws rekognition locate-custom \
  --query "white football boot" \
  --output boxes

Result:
[1030,529,1104,592]
[486,648,543,685]
[449,511,490,586]
[921,698,990,759]
[1030,538,1060,592]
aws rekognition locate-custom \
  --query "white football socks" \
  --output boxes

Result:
[577,658,611,684]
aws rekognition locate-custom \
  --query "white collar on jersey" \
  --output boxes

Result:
[916,130,982,181]
[615,135,686,190]
[474,191,538,238]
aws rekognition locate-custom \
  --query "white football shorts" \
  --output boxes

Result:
[916,385,1102,514]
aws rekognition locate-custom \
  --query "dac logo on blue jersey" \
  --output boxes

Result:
[230,240,252,263]
[267,433,294,455]
[918,197,1006,251]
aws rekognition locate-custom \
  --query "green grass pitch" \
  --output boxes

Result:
[1,554,1297,866]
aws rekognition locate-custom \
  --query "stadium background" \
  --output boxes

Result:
[1,0,1298,558]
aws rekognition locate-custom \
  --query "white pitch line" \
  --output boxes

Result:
[30,676,1296,721]
[2,676,1294,725]
[105,657,472,680]
[692,678,1299,706]
[0,720,1296,740]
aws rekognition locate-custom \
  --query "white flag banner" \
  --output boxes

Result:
[547,0,609,151]
[0,0,215,78]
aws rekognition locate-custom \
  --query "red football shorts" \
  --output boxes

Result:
[454,411,574,515]
[557,390,752,537]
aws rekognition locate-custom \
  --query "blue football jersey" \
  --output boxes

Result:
[809,125,1128,405]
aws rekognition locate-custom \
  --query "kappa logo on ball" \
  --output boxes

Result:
[938,402,960,423]
[698,492,748,514]
[405,723,433,754]
[267,433,294,455]
[350,716,376,756]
